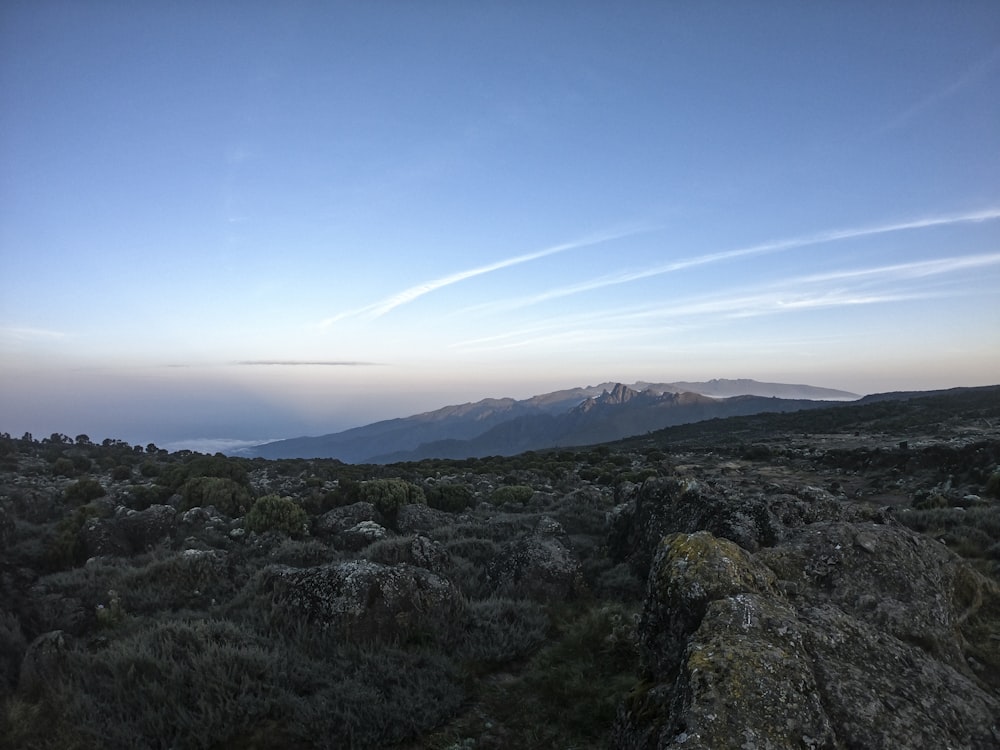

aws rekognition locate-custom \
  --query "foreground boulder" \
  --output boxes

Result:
[262,559,463,641]
[616,526,1000,749]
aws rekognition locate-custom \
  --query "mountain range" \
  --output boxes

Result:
[244,379,859,463]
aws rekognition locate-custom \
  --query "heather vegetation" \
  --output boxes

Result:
[1,386,999,748]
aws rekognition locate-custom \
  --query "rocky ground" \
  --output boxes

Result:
[1,386,999,748]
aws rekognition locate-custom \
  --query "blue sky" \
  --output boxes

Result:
[2,1,999,448]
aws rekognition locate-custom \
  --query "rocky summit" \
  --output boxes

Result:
[1,385,998,748]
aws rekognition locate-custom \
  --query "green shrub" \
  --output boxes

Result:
[356,478,425,517]
[426,483,473,513]
[110,465,132,481]
[489,485,535,506]
[64,478,106,504]
[139,461,160,478]
[122,483,174,510]
[244,495,308,537]
[51,457,76,477]
[179,477,251,516]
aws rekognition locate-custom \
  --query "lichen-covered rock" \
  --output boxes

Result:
[615,527,1000,750]
[755,521,986,676]
[336,520,388,551]
[608,478,780,579]
[263,559,463,641]
[395,503,454,534]
[176,505,232,549]
[364,534,450,573]
[638,532,777,680]
[82,503,177,558]
[119,504,176,550]
[488,533,584,600]
[313,502,377,537]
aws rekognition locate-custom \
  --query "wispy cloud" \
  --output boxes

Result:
[876,45,1000,135]
[464,208,1000,315]
[320,226,651,326]
[236,360,380,366]
[452,250,1000,352]
[0,326,67,341]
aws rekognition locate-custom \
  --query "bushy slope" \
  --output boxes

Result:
[1,385,998,748]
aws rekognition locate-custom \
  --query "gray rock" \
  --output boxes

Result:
[82,503,177,558]
[263,559,463,641]
[336,520,388,551]
[395,503,453,534]
[488,533,584,600]
[615,527,1000,750]
[314,502,377,537]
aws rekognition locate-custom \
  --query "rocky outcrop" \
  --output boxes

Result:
[81,504,177,558]
[395,503,454,534]
[336,520,388,551]
[615,526,1000,749]
[263,560,463,641]
[364,533,450,573]
[313,502,377,537]
[488,531,584,600]
[608,478,885,580]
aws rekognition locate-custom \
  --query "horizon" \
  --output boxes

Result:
[2,4,999,449]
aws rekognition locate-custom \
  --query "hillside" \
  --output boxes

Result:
[246,378,859,462]
[1,384,998,748]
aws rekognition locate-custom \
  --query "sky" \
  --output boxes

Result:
[1,1,999,450]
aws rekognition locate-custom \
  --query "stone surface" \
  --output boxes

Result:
[313,502,377,537]
[488,532,584,600]
[264,559,463,641]
[615,527,1000,750]
[395,503,454,534]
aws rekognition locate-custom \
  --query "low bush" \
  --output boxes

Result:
[243,495,308,537]
[179,477,251,516]
[355,478,425,523]
[489,485,535,506]
[63,478,106,505]
[425,483,473,513]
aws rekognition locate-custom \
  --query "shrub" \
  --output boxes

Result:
[64,478,106,504]
[244,495,308,537]
[110,465,132,481]
[356,478,425,518]
[121,483,174,511]
[490,485,535,506]
[51,457,76,477]
[426,483,473,513]
[179,477,251,516]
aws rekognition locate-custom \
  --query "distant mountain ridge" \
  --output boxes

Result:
[244,378,859,462]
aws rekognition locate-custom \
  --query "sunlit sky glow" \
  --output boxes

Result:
[2,2,999,447]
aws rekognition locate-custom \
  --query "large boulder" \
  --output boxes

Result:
[488,532,584,600]
[313,502,377,537]
[81,504,177,558]
[263,560,463,642]
[615,526,1000,749]
[608,478,885,580]
[395,503,454,534]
